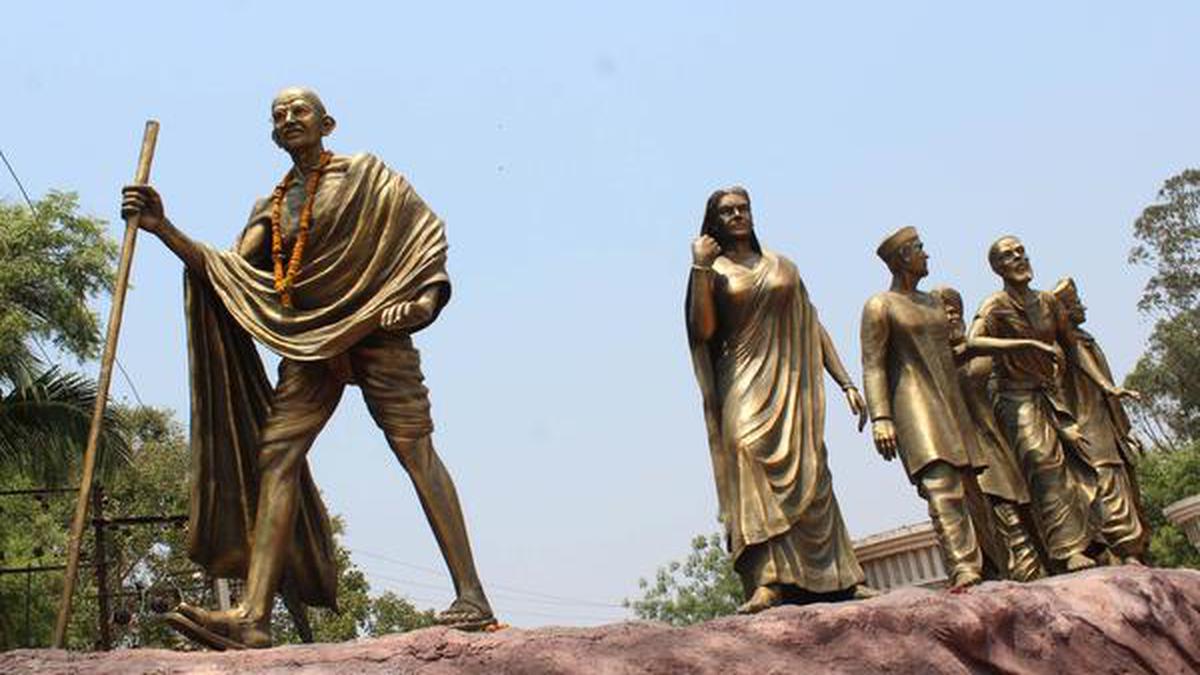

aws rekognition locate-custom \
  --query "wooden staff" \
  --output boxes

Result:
[52,120,159,648]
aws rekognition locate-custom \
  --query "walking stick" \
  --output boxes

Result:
[52,120,159,648]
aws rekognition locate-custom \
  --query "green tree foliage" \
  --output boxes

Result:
[365,591,436,637]
[0,193,126,484]
[1124,168,1200,569]
[0,474,78,649]
[99,407,200,649]
[0,367,129,484]
[625,533,741,626]
[1127,169,1200,443]
[1135,442,1200,569]
[1,406,433,650]
[0,192,116,375]
[0,407,198,651]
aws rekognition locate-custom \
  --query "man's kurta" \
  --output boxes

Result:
[860,290,986,479]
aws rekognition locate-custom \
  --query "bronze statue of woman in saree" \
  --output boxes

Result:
[685,186,870,613]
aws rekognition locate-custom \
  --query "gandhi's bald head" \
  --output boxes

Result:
[272,87,328,119]
[270,86,336,152]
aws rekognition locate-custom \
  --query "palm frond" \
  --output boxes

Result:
[0,367,130,484]
[0,342,40,388]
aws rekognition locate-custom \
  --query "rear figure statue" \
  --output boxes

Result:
[1052,277,1148,564]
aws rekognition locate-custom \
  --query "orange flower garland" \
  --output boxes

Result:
[270,150,333,308]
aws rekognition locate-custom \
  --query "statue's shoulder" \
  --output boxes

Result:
[346,153,415,189]
[769,249,795,268]
[862,291,893,317]
[974,291,1009,319]
[328,152,361,174]
[333,152,373,175]
[760,250,799,277]
[246,196,272,226]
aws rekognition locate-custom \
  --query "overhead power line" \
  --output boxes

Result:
[351,547,626,610]
[0,147,36,210]
[367,572,626,624]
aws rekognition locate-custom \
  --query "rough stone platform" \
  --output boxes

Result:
[3,566,1198,674]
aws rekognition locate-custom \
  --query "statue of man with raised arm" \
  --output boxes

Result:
[121,87,495,649]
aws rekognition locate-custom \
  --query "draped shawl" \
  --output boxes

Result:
[1059,329,1136,467]
[185,154,450,608]
[688,252,836,563]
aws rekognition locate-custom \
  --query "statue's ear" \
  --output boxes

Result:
[321,115,337,137]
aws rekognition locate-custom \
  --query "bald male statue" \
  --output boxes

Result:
[122,88,495,649]
[967,236,1140,574]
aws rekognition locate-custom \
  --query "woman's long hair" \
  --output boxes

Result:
[699,185,762,254]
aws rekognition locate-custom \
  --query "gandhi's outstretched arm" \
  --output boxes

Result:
[153,219,208,278]
[122,185,207,279]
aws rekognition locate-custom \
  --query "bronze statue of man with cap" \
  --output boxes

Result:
[1052,277,1147,564]
[121,87,495,649]
[967,236,1140,574]
[860,227,1002,589]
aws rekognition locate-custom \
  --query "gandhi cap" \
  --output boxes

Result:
[876,226,919,262]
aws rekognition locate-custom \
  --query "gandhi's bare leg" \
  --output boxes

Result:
[241,361,343,629]
[385,434,493,623]
[352,331,494,627]
[169,359,342,649]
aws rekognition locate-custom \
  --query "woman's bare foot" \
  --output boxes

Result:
[736,585,783,614]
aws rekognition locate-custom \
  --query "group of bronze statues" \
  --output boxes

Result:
[687,192,1147,614]
[117,86,1148,649]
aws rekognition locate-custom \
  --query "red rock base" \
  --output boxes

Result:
[3,566,1198,674]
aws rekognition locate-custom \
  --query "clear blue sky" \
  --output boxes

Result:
[3,2,1198,627]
